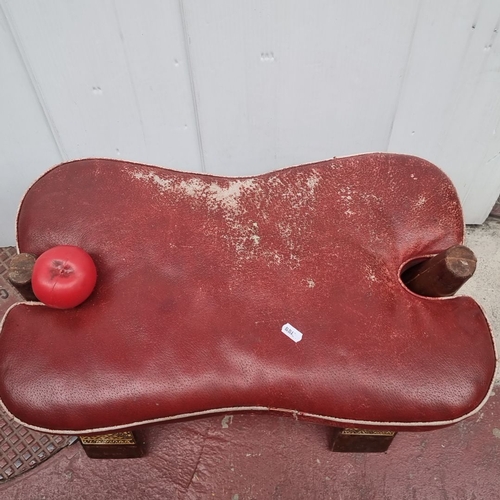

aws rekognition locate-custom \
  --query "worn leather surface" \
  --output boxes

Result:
[0,153,495,433]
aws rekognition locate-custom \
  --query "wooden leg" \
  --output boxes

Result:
[7,253,37,301]
[401,245,476,297]
[330,428,396,453]
[80,431,145,459]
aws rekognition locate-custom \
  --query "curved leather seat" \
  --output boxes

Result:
[0,153,496,434]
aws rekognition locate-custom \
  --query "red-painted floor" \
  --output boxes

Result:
[0,388,498,499]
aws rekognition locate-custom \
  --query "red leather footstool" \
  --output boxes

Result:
[0,153,496,456]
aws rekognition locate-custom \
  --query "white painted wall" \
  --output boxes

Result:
[1,0,500,245]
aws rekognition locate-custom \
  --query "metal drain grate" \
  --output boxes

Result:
[0,417,78,481]
[0,246,78,482]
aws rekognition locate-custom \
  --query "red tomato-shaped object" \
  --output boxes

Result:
[32,245,97,309]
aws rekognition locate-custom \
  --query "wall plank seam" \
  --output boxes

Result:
[178,0,206,172]
[387,0,423,150]
[111,0,148,151]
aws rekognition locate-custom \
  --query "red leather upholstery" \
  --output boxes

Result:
[0,153,496,434]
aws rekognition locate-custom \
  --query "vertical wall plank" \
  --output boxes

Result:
[182,0,421,175]
[388,0,500,223]
[2,0,201,170]
[0,4,62,245]
[1,0,500,229]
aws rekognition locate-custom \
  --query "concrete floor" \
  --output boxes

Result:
[462,218,500,381]
[0,219,499,499]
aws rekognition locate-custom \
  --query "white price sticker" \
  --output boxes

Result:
[281,323,303,343]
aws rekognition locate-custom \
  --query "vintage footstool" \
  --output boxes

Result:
[0,153,496,457]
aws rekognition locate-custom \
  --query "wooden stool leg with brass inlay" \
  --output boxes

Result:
[80,431,144,459]
[331,428,396,453]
